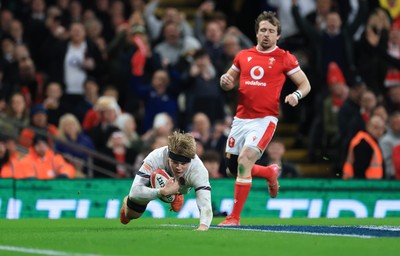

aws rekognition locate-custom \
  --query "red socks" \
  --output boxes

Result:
[230,178,252,220]
[252,164,276,179]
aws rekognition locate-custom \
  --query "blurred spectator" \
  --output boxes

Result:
[54,113,95,177]
[372,104,389,126]
[9,19,27,45]
[379,111,400,179]
[322,62,349,151]
[42,21,105,114]
[308,62,348,162]
[154,21,201,68]
[19,104,58,148]
[69,0,84,23]
[355,8,391,96]
[292,0,368,94]
[190,112,211,145]
[1,35,19,87]
[343,115,386,179]
[337,77,367,170]
[84,17,107,61]
[17,55,46,105]
[0,9,14,37]
[79,78,101,127]
[182,49,225,126]
[202,149,223,178]
[205,119,228,176]
[109,2,127,39]
[144,0,194,43]
[106,14,156,111]
[94,130,137,178]
[360,90,378,122]
[132,134,168,172]
[194,1,253,53]
[0,134,26,179]
[19,134,76,179]
[305,0,335,31]
[130,69,179,133]
[43,81,67,126]
[267,0,315,49]
[81,84,120,132]
[193,132,205,158]
[257,137,299,178]
[24,0,49,70]
[91,0,114,43]
[4,92,30,128]
[386,85,400,113]
[116,113,142,153]
[141,112,174,147]
[196,20,224,65]
[85,96,120,149]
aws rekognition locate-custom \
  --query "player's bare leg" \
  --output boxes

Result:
[119,196,130,225]
[119,196,146,225]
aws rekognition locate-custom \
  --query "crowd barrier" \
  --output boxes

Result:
[1,179,400,219]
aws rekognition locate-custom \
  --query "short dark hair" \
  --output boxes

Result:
[255,11,281,35]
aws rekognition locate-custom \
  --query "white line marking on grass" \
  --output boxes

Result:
[358,226,400,231]
[210,227,374,239]
[0,245,103,256]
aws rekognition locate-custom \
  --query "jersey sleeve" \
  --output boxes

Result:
[190,162,212,227]
[284,51,301,76]
[232,50,244,72]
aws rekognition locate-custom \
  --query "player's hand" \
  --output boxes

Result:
[195,224,209,231]
[220,73,235,91]
[160,178,180,196]
[285,93,299,107]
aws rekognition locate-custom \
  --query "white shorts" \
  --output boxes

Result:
[225,116,278,156]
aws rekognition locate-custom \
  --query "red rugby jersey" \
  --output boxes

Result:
[232,46,300,119]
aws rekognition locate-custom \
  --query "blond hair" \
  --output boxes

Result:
[57,113,82,140]
[168,131,196,159]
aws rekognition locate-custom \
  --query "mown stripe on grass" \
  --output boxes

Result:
[0,245,103,256]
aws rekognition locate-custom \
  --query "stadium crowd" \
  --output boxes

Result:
[0,0,400,180]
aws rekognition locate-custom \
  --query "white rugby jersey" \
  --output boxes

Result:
[131,146,212,227]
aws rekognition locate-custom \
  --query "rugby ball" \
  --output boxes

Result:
[150,168,175,203]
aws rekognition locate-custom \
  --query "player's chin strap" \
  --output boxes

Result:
[168,151,191,163]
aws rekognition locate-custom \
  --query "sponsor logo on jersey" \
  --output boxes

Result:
[245,66,267,86]
[247,57,252,62]
[179,177,186,185]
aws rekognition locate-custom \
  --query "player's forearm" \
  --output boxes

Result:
[196,190,213,228]
[295,78,311,100]
[129,185,161,201]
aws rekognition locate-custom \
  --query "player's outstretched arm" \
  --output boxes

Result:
[195,189,213,231]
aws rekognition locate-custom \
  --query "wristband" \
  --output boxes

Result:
[293,90,302,100]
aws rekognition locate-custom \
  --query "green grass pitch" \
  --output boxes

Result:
[0,218,399,256]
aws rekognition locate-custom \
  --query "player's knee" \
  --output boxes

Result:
[225,154,238,177]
